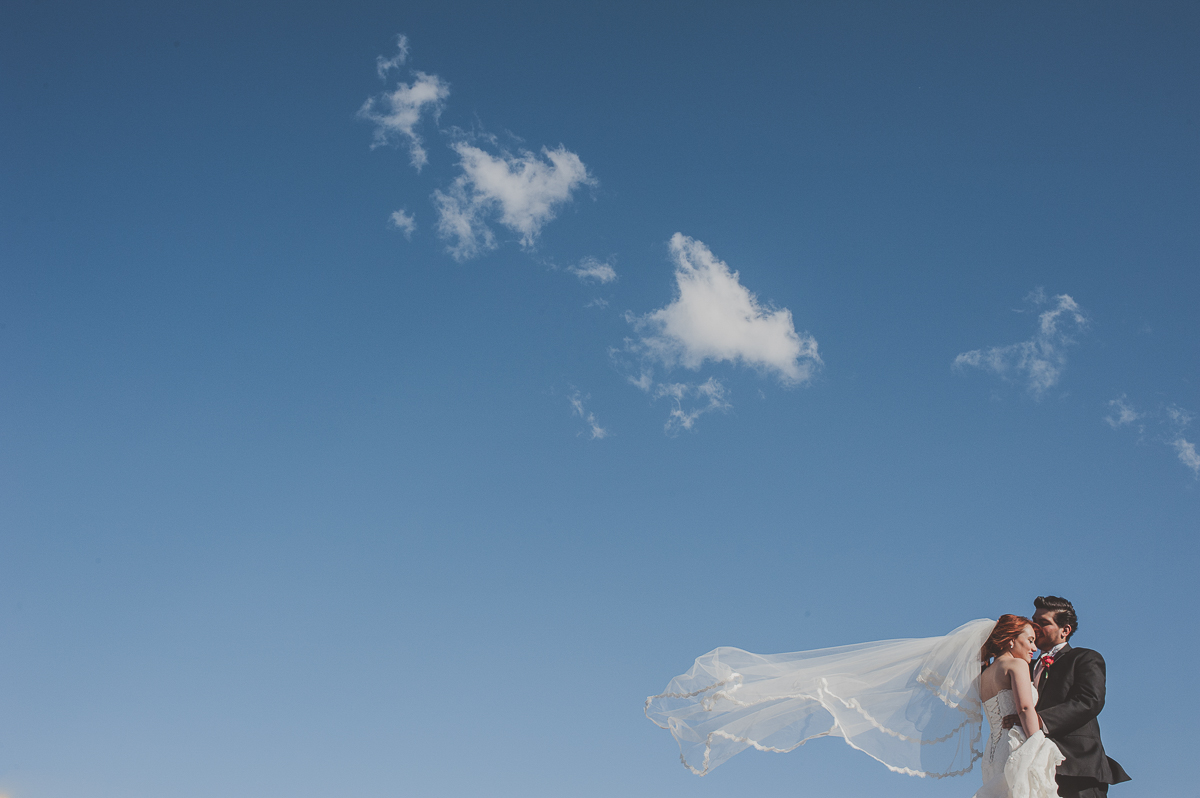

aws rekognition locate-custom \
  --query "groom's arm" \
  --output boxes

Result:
[1039,650,1107,737]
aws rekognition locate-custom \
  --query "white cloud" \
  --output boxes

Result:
[628,369,653,392]
[656,378,730,434]
[359,61,450,171]
[1166,404,1194,429]
[585,297,609,309]
[433,143,594,260]
[1106,396,1200,478]
[1104,395,1141,429]
[568,257,617,284]
[630,234,821,385]
[375,34,409,79]
[954,291,1088,396]
[1172,438,1200,477]
[388,209,416,239]
[568,391,607,440]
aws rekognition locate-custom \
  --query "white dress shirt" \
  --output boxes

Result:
[1033,641,1068,688]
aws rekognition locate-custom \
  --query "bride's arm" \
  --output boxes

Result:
[1007,663,1041,738]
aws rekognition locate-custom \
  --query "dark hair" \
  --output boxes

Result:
[982,614,1035,662]
[1034,595,1078,640]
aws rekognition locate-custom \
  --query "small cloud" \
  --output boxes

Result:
[1166,404,1194,429]
[630,233,821,385]
[1107,396,1199,478]
[954,291,1088,397]
[657,377,730,434]
[359,38,450,172]
[389,209,416,239]
[628,369,653,393]
[568,256,617,284]
[1172,437,1200,478]
[375,34,410,79]
[585,297,609,309]
[1104,395,1142,430]
[433,142,594,260]
[569,391,607,440]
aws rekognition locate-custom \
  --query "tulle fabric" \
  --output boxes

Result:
[645,619,994,778]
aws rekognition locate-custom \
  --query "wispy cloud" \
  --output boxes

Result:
[359,36,450,171]
[621,368,730,433]
[388,209,416,239]
[567,256,617,284]
[568,391,607,440]
[1106,396,1200,479]
[654,378,730,434]
[1166,404,1199,478]
[1166,404,1193,428]
[375,34,410,79]
[433,143,594,261]
[1104,395,1142,430]
[1172,437,1200,477]
[629,233,821,385]
[954,291,1088,397]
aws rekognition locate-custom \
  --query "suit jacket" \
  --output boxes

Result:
[1033,644,1130,784]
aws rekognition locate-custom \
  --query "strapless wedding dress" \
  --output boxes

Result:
[974,687,1064,798]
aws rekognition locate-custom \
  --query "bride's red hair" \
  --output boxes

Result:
[982,614,1035,661]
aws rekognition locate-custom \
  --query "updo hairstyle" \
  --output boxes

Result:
[981,614,1035,662]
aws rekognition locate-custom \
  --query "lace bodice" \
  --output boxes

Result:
[981,688,1038,778]
[974,686,1062,797]
[983,688,1021,728]
[983,687,1038,725]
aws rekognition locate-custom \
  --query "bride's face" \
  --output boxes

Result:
[1010,625,1037,662]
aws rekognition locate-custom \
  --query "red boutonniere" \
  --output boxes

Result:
[1041,655,1055,667]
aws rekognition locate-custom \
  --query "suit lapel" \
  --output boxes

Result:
[1039,643,1071,692]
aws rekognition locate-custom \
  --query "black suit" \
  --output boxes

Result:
[1034,644,1130,797]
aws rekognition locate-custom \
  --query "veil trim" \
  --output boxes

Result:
[646,675,984,778]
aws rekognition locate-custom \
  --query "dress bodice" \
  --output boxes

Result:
[982,686,1038,726]
[981,688,1039,781]
[974,687,1062,797]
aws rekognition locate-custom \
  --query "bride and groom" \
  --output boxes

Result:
[646,595,1129,798]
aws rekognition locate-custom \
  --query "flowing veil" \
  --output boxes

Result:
[645,619,994,778]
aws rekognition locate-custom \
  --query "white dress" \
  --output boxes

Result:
[974,687,1064,798]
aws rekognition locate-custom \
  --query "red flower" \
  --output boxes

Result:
[1041,655,1055,666]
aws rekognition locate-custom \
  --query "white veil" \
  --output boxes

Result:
[645,619,994,778]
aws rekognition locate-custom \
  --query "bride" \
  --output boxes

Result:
[645,616,1063,798]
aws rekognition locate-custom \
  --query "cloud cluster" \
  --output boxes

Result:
[568,391,607,440]
[655,378,730,434]
[954,291,1088,396]
[1105,396,1199,478]
[631,234,821,385]
[434,144,594,260]
[359,37,450,171]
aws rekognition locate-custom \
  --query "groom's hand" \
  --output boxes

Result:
[1001,714,1018,729]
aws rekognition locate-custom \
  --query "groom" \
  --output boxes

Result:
[1007,596,1130,797]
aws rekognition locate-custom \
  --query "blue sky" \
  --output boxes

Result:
[1,2,1197,796]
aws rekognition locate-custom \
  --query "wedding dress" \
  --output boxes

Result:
[975,687,1064,798]
[646,619,1063,797]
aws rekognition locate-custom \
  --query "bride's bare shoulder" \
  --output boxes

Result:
[991,656,1032,683]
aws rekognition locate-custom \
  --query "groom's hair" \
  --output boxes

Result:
[1034,595,1078,639]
